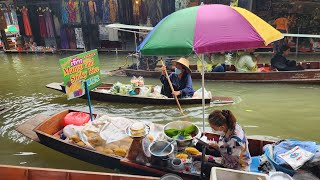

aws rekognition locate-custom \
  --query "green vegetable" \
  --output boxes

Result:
[182,125,197,135]
[165,125,197,140]
[165,129,180,137]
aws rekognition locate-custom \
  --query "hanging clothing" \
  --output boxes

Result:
[39,14,47,38]
[88,0,96,24]
[74,1,81,23]
[132,0,140,25]
[139,0,147,24]
[44,11,55,38]
[146,0,162,26]
[99,25,108,40]
[109,0,118,23]
[16,12,25,35]
[21,8,32,36]
[108,28,118,41]
[74,28,84,48]
[53,15,61,36]
[60,27,69,49]
[118,0,133,24]
[162,0,175,17]
[175,0,189,11]
[4,12,11,25]
[67,1,77,23]
[61,0,69,24]
[67,27,76,49]
[102,0,110,23]
[10,10,18,25]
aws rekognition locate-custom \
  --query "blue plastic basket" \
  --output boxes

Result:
[265,148,296,176]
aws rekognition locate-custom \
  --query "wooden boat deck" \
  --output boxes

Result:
[0,165,158,180]
[16,114,50,142]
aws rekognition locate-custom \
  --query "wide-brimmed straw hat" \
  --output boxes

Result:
[174,58,192,74]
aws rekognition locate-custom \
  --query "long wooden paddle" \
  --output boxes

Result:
[160,59,184,114]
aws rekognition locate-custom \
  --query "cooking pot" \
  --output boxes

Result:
[149,141,174,167]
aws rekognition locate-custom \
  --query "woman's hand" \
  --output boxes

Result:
[172,91,181,96]
[208,142,219,151]
[161,65,166,75]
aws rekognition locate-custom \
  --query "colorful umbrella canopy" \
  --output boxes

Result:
[138,4,283,56]
[5,25,19,33]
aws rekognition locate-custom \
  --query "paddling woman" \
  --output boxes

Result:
[194,110,251,174]
[160,58,194,98]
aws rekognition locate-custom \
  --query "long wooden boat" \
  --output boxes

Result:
[0,164,158,180]
[17,109,276,180]
[124,62,320,83]
[46,82,234,105]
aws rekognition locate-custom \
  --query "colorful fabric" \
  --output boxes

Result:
[39,15,47,38]
[88,0,96,24]
[218,123,251,171]
[160,72,194,98]
[102,0,110,23]
[138,4,283,56]
[53,15,61,36]
[44,11,55,38]
[61,0,69,24]
[68,1,77,23]
[21,8,32,36]
[109,0,118,23]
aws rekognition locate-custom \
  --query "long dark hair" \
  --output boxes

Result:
[208,110,237,130]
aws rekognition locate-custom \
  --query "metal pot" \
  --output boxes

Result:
[148,141,174,167]
[163,121,201,148]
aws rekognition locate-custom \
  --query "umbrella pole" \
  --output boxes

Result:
[160,58,183,114]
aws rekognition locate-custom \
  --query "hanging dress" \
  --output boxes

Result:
[60,27,69,49]
[74,1,81,23]
[21,8,32,36]
[68,1,77,23]
[102,0,110,23]
[61,0,69,24]
[44,10,55,38]
[10,10,18,25]
[53,15,61,36]
[16,11,25,35]
[88,0,96,24]
[39,11,47,38]
[109,0,118,23]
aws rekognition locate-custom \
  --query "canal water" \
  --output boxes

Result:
[0,52,319,173]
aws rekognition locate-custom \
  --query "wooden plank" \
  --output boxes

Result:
[0,165,159,180]
[16,114,50,142]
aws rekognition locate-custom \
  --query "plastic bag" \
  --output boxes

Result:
[131,76,144,87]
[192,88,212,99]
[63,112,90,126]
[278,146,314,170]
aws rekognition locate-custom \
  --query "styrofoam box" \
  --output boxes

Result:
[210,167,269,180]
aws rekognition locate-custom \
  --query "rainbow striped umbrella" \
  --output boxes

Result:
[138,4,283,56]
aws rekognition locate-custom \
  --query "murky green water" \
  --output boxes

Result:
[0,52,319,173]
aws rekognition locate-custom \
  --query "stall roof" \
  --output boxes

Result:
[106,24,153,31]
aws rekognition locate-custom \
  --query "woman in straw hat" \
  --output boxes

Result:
[160,58,194,98]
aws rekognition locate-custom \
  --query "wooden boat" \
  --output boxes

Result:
[46,82,234,105]
[0,164,157,180]
[124,62,320,83]
[16,109,276,180]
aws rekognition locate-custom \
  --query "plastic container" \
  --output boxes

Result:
[269,172,293,180]
[210,167,269,180]
[265,148,296,176]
